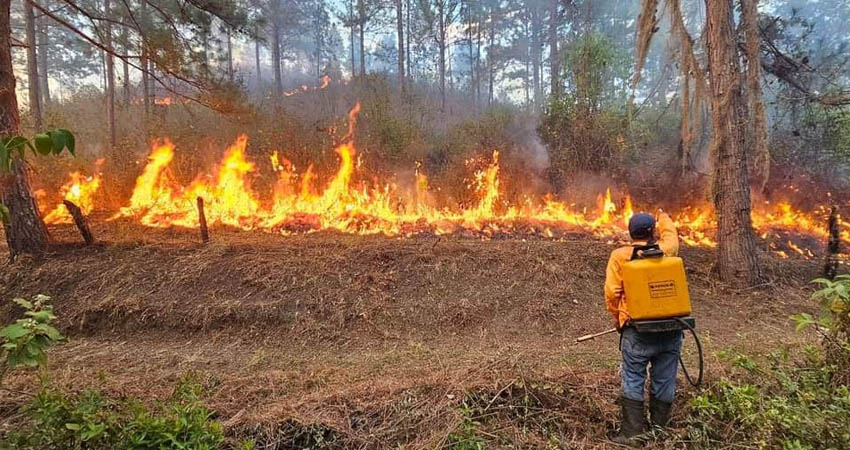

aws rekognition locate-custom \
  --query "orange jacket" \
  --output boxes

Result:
[604,212,679,328]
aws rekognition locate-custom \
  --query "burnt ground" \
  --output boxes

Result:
[0,220,823,449]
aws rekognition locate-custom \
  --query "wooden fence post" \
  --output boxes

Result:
[62,200,94,245]
[197,197,209,243]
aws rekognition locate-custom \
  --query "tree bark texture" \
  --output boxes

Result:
[1,1,50,258]
[705,0,762,285]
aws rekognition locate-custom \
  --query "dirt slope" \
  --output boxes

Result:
[0,222,822,448]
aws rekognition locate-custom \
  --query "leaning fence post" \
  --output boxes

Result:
[62,200,94,245]
[197,197,209,243]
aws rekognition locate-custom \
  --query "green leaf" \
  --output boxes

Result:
[0,323,29,339]
[13,298,34,309]
[29,310,55,322]
[57,129,75,155]
[48,130,67,155]
[33,133,53,155]
[65,423,81,431]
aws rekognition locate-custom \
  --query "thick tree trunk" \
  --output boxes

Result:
[24,0,42,130]
[104,0,116,148]
[37,13,50,105]
[705,0,762,286]
[396,0,405,91]
[1,2,49,258]
[548,0,560,98]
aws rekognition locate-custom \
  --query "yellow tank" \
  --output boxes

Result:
[622,256,691,321]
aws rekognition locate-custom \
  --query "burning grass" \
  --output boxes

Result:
[29,103,846,262]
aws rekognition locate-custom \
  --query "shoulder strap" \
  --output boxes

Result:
[630,243,663,261]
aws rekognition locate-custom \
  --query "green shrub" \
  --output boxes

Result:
[2,377,225,450]
[446,401,487,450]
[688,350,850,449]
[0,295,65,385]
[792,275,850,384]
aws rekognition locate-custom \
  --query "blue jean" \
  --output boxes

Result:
[620,327,683,403]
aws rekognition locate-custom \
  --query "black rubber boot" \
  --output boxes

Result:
[649,396,673,428]
[609,396,647,446]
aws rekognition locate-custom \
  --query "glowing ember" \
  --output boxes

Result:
[283,75,333,97]
[43,159,105,224]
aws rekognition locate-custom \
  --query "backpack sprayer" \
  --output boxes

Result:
[577,244,704,387]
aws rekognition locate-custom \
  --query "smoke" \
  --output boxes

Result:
[511,114,550,172]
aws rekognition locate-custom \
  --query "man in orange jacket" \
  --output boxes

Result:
[605,210,683,445]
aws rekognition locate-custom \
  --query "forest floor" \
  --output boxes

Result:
[0,219,822,448]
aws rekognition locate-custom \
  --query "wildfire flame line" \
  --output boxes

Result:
[39,104,846,260]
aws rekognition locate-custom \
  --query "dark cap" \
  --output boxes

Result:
[628,213,656,240]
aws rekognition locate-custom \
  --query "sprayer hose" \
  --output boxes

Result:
[676,317,704,387]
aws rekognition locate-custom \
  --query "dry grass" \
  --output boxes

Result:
[0,222,822,448]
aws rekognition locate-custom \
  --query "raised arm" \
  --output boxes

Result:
[656,211,679,257]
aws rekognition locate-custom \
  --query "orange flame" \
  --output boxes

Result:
[35,103,831,260]
[43,159,105,224]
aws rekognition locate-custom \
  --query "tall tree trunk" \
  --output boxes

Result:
[226,27,234,82]
[705,0,762,286]
[358,0,366,76]
[272,13,282,103]
[104,0,116,148]
[531,2,541,110]
[438,2,446,110]
[741,0,769,192]
[37,13,50,105]
[255,24,262,88]
[405,0,411,80]
[1,1,50,258]
[349,0,355,77]
[487,8,494,105]
[396,0,405,91]
[122,25,130,105]
[23,0,42,130]
[465,0,474,107]
[475,16,481,107]
[548,0,559,98]
[140,0,150,129]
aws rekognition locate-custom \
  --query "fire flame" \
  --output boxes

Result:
[283,75,332,97]
[36,103,844,260]
[43,159,105,224]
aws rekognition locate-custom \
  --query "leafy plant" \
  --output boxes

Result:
[2,377,226,450]
[687,350,850,450]
[792,275,850,383]
[0,129,75,172]
[0,295,65,385]
[446,401,487,450]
